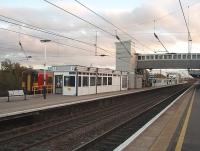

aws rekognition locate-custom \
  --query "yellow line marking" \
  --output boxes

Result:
[175,89,196,151]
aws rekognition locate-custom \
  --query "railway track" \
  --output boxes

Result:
[73,87,189,151]
[0,84,190,151]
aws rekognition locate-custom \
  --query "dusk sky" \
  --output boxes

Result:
[0,0,200,71]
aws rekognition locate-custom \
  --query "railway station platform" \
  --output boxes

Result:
[0,86,166,119]
[121,84,199,151]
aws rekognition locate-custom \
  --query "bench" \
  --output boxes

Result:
[8,90,26,102]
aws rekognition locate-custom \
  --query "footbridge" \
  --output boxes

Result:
[136,53,200,69]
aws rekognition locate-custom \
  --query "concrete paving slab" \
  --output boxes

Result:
[123,86,193,151]
[0,87,159,118]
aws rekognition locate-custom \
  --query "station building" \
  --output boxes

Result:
[49,65,128,96]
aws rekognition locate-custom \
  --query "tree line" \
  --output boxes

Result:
[0,59,28,96]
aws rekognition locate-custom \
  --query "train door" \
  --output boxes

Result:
[55,75,63,94]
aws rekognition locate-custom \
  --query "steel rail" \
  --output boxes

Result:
[73,86,189,151]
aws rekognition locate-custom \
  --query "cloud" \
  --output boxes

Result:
[0,0,200,69]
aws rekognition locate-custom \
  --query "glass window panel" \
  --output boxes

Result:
[83,76,89,87]
[159,55,163,59]
[173,55,177,59]
[97,77,102,86]
[90,77,96,86]
[142,56,145,60]
[192,55,196,59]
[64,76,75,87]
[108,77,112,85]
[103,77,107,85]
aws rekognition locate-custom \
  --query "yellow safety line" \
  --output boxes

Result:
[175,88,196,151]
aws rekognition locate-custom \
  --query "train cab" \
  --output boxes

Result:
[22,69,53,94]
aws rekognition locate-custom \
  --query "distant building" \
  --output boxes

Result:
[148,72,181,87]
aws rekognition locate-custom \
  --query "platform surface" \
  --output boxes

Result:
[122,84,195,151]
[0,87,160,118]
[173,85,200,151]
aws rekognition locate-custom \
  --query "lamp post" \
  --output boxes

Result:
[40,39,51,99]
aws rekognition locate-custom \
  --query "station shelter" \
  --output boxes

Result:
[49,65,128,96]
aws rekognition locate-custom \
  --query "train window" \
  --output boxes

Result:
[192,55,196,59]
[64,76,75,87]
[78,76,82,87]
[150,55,154,59]
[178,54,181,59]
[164,55,167,59]
[138,56,141,60]
[78,72,82,75]
[83,76,89,87]
[155,55,158,59]
[33,74,38,83]
[108,77,112,85]
[146,56,150,60]
[183,55,186,59]
[47,77,53,84]
[197,54,200,59]
[187,55,191,59]
[103,77,107,85]
[168,55,172,59]
[90,77,96,86]
[97,77,102,85]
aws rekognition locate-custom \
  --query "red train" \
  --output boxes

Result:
[22,69,53,94]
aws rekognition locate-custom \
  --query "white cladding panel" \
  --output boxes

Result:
[51,65,128,96]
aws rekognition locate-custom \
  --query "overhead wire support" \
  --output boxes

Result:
[0,17,116,55]
[0,16,128,63]
[73,0,154,53]
[0,27,95,54]
[178,0,192,70]
[116,34,132,56]
[153,19,169,53]
[1,12,121,56]
[42,0,115,37]
[0,27,122,60]
[0,17,94,47]
[154,33,169,53]
[178,0,192,42]
[43,0,136,56]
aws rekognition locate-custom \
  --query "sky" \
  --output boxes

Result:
[0,0,200,73]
